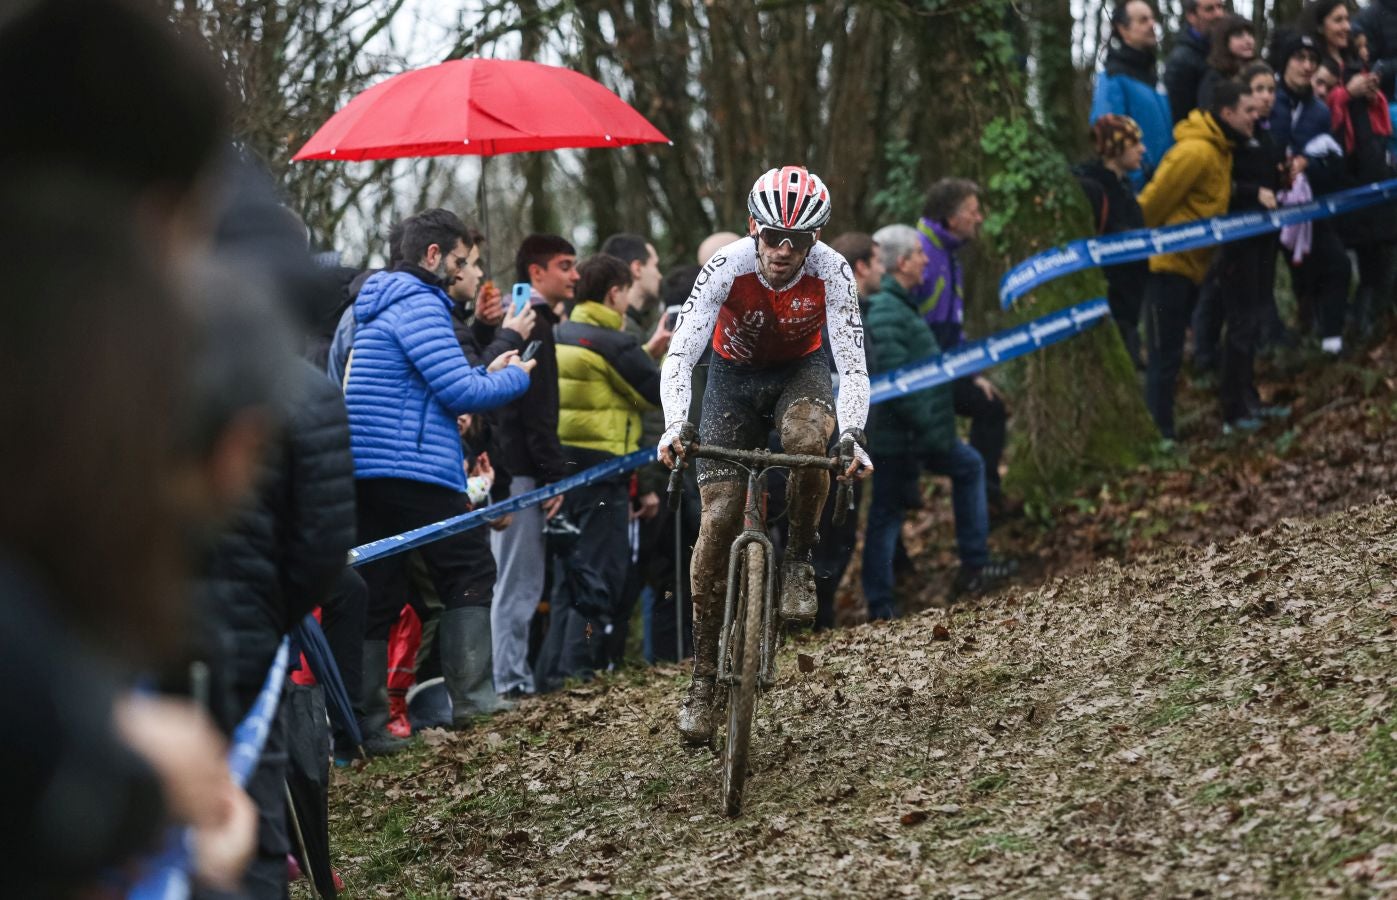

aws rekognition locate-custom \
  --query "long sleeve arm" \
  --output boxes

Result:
[810,243,869,434]
[658,243,742,439]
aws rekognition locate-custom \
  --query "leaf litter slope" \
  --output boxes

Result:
[330,498,1397,898]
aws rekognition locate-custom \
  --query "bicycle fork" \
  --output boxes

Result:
[716,469,780,691]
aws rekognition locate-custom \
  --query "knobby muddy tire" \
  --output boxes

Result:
[722,542,765,818]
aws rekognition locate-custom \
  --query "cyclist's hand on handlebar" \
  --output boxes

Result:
[837,429,874,482]
[658,421,698,469]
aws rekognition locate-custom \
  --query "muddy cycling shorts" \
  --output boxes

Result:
[696,351,835,485]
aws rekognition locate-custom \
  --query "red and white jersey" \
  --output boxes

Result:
[660,236,869,435]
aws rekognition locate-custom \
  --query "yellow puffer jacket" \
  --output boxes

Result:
[555,301,661,457]
[1137,109,1234,285]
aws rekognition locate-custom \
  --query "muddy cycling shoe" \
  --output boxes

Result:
[677,676,718,744]
[949,557,1019,602]
[779,557,818,623]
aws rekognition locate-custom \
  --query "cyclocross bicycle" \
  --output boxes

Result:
[667,438,854,817]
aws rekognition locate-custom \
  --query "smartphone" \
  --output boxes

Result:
[663,304,683,331]
[511,282,532,316]
[521,339,542,363]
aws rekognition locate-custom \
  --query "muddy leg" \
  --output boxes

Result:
[688,480,745,678]
[780,399,836,558]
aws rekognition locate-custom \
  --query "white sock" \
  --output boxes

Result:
[1321,336,1343,355]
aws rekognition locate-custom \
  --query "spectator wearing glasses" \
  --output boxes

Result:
[346,210,536,732]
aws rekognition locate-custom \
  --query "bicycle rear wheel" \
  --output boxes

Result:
[722,541,765,817]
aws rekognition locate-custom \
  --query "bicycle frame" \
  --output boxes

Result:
[716,465,779,689]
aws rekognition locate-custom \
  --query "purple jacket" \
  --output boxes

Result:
[915,218,967,351]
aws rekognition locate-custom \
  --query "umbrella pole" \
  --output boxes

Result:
[479,156,492,283]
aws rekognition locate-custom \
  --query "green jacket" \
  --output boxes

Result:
[556,301,661,457]
[864,275,956,457]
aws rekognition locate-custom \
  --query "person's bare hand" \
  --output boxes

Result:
[475,282,505,326]
[191,783,257,891]
[645,316,673,359]
[509,356,538,376]
[114,695,232,828]
[488,350,518,373]
[542,494,565,519]
[634,491,660,520]
[488,513,513,531]
[502,303,536,339]
[974,375,998,401]
[1258,187,1278,210]
[1347,71,1377,97]
[470,451,494,480]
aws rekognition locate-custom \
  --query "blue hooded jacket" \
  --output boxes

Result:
[1089,43,1174,191]
[344,268,529,490]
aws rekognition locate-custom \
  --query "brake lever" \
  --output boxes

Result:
[665,441,693,512]
[832,437,855,526]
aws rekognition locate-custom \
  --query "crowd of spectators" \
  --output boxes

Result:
[6,0,1397,896]
[1089,0,1397,438]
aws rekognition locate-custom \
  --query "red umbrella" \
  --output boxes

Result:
[292,58,669,161]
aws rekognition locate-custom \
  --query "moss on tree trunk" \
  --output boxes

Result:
[922,0,1158,501]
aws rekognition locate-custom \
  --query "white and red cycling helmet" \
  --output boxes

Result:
[747,166,832,232]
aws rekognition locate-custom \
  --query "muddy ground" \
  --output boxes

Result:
[317,334,1397,898]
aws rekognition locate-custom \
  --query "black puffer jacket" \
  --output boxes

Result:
[1164,28,1210,124]
[200,360,356,703]
[452,303,528,500]
[491,300,569,484]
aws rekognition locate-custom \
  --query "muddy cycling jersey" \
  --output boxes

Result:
[659,236,869,438]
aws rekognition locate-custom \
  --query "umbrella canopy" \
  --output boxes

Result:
[293,57,669,161]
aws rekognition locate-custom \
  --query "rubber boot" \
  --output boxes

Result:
[359,641,408,757]
[439,606,515,728]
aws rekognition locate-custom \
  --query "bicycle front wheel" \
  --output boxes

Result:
[722,541,765,817]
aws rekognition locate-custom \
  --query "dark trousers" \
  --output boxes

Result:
[1353,243,1397,332]
[238,686,290,900]
[647,477,698,662]
[951,377,1007,500]
[535,475,630,690]
[1219,236,1277,422]
[1106,284,1144,367]
[320,567,366,752]
[1292,221,1351,339]
[355,478,495,641]
[813,477,861,630]
[1144,272,1198,439]
[1191,263,1224,372]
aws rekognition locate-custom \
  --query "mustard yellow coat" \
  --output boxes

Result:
[1137,109,1235,285]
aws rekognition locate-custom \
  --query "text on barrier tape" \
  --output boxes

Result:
[999,177,1397,308]
[348,298,1111,566]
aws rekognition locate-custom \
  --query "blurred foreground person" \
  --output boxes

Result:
[0,178,256,899]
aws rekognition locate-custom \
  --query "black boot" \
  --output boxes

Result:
[358,640,409,757]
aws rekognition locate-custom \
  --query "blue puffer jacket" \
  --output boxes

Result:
[345,268,529,490]
[1089,44,1175,191]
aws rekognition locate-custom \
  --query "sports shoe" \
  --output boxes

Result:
[950,557,1018,602]
[1222,417,1262,436]
[677,676,718,745]
[779,557,817,623]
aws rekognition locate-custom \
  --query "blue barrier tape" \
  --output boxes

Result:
[128,637,292,900]
[348,298,1112,566]
[348,448,652,567]
[869,298,1109,402]
[999,177,1397,308]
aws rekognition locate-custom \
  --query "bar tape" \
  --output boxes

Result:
[349,297,1111,567]
[999,177,1397,308]
[128,637,293,900]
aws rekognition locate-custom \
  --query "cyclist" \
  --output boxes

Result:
[658,166,873,744]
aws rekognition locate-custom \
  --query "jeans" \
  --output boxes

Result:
[1144,272,1198,439]
[490,476,547,694]
[951,377,1007,501]
[861,442,988,620]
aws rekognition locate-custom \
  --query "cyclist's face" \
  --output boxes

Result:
[749,217,814,286]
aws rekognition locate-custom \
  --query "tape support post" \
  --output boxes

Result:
[999,177,1397,308]
[348,298,1111,566]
